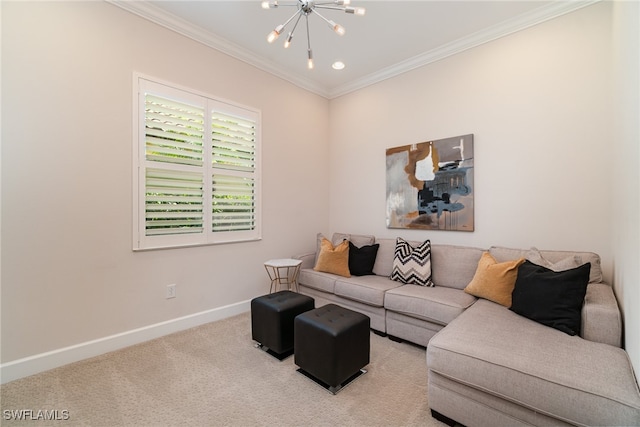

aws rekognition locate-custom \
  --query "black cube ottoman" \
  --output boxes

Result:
[294,304,370,394]
[251,290,314,360]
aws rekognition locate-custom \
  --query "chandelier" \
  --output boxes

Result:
[262,0,365,69]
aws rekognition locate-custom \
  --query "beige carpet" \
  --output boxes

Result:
[1,312,448,426]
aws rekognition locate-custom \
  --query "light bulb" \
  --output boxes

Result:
[307,49,314,69]
[345,6,365,15]
[334,24,345,36]
[329,21,345,36]
[267,24,284,43]
[284,33,293,48]
[261,1,270,9]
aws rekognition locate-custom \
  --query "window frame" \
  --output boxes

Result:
[132,74,262,250]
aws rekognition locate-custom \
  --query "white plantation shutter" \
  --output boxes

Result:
[145,168,204,235]
[212,174,255,232]
[134,76,261,250]
[211,111,256,171]
[143,93,205,238]
[145,95,204,167]
[211,109,257,235]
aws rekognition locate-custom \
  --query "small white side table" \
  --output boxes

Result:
[264,258,303,293]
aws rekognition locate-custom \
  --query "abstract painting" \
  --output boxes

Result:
[386,134,474,231]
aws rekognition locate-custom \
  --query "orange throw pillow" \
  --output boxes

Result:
[464,252,525,307]
[314,238,351,277]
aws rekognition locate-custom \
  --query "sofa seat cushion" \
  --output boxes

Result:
[298,268,337,293]
[384,285,477,326]
[427,299,640,426]
[334,275,403,307]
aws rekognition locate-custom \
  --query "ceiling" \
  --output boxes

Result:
[110,0,596,98]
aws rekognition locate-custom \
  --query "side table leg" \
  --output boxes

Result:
[291,264,301,293]
[265,265,279,293]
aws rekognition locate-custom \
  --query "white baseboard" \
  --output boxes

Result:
[0,300,251,384]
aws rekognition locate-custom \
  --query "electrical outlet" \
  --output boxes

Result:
[166,284,176,299]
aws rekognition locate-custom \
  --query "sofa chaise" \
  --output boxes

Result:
[294,232,640,426]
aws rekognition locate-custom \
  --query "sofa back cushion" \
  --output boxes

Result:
[342,233,376,248]
[372,238,396,277]
[372,240,483,290]
[489,246,604,284]
[431,244,485,290]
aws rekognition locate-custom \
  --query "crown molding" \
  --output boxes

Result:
[108,0,599,100]
[106,0,331,98]
[328,0,600,98]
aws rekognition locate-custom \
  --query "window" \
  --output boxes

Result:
[133,76,261,250]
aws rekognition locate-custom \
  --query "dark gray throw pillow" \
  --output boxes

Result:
[348,241,379,276]
[510,260,591,336]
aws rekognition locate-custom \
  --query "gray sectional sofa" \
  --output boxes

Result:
[295,233,640,426]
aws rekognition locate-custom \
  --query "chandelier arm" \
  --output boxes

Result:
[289,12,303,36]
[315,4,365,15]
[270,2,301,6]
[313,6,346,11]
[310,9,333,26]
[305,13,311,51]
[262,0,300,9]
[285,12,304,47]
[314,1,345,5]
[311,9,345,35]
[306,13,313,69]
[280,9,303,30]
[267,8,302,43]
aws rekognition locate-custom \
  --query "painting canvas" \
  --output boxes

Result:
[386,134,474,231]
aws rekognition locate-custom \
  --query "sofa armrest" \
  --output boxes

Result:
[293,252,316,270]
[581,282,622,347]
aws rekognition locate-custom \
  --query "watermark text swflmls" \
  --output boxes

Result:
[3,409,70,421]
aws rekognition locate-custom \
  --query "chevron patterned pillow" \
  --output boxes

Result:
[390,237,434,287]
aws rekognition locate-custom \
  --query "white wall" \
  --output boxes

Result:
[329,0,640,373]
[612,0,640,376]
[329,2,613,276]
[1,2,329,365]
